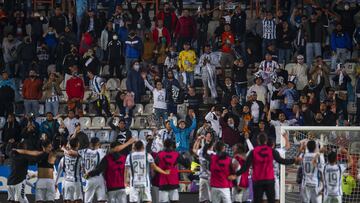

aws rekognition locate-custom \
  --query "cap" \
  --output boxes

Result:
[288,75,297,84]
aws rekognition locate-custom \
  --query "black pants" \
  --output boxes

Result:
[109,61,122,79]
[94,98,112,117]
[253,180,275,203]
[356,97,360,123]
[0,101,14,117]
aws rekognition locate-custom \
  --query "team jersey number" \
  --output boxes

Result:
[133,160,145,175]
[84,158,96,171]
[304,162,313,174]
[65,159,76,172]
[327,172,338,186]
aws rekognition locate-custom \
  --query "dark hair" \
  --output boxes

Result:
[234,143,246,154]
[110,141,121,149]
[328,151,337,163]
[90,137,100,146]
[46,112,54,116]
[258,133,268,145]
[69,138,79,149]
[134,140,144,151]
[41,139,52,149]
[267,137,275,147]
[163,139,174,149]
[214,141,225,153]
[307,140,316,153]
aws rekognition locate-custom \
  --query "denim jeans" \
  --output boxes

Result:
[185,71,194,87]
[306,42,321,67]
[24,100,39,116]
[45,101,59,116]
[154,108,168,126]
[262,39,276,57]
[278,48,292,64]
[235,83,247,105]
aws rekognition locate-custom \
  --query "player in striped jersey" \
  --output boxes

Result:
[300,140,324,203]
[78,137,107,203]
[125,140,170,203]
[320,149,353,203]
[56,138,82,203]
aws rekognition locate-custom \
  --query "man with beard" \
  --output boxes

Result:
[108,116,133,154]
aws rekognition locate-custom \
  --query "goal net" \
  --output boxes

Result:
[278,126,360,203]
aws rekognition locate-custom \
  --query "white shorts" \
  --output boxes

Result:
[84,176,107,203]
[129,186,152,202]
[211,187,232,203]
[232,186,250,202]
[8,180,28,203]
[302,185,322,203]
[323,195,342,203]
[36,178,55,202]
[263,178,280,200]
[199,178,211,202]
[63,180,83,201]
[108,189,127,203]
[159,189,179,202]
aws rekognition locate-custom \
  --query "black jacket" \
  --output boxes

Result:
[49,14,67,34]
[80,16,101,37]
[107,39,123,61]
[2,121,21,143]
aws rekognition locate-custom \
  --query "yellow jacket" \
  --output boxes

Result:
[178,50,197,72]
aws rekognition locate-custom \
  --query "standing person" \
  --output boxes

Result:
[40,112,60,141]
[156,3,177,37]
[17,36,36,80]
[22,70,43,116]
[164,70,183,115]
[124,30,143,73]
[100,21,116,59]
[63,109,79,136]
[262,11,277,57]
[330,24,352,71]
[304,13,324,67]
[65,65,84,113]
[178,42,196,87]
[49,7,67,34]
[196,9,210,54]
[107,116,133,152]
[299,140,325,203]
[236,133,301,203]
[124,141,170,203]
[42,72,63,116]
[199,44,218,102]
[157,139,189,203]
[233,58,248,105]
[231,6,247,46]
[85,139,136,203]
[277,21,294,64]
[175,9,196,51]
[6,141,31,203]
[87,70,111,117]
[107,34,123,78]
[170,112,197,153]
[126,60,145,103]
[322,149,353,203]
[0,70,16,116]
[288,55,308,90]
[3,34,20,78]
[220,24,235,70]
[202,141,234,203]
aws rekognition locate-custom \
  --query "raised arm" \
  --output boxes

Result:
[13,149,44,157]
[143,79,154,91]
[111,137,136,153]
[236,151,253,176]
[273,149,296,165]
[55,158,64,185]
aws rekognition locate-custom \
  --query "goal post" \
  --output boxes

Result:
[278,126,360,203]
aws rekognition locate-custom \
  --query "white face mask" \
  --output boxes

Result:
[113,35,118,40]
[134,64,140,71]
[228,123,234,128]
[345,5,350,10]
[59,128,65,134]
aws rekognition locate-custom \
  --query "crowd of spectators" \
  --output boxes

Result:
[0,0,359,163]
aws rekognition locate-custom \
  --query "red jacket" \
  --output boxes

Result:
[175,16,196,39]
[22,78,43,100]
[152,27,171,45]
[221,31,235,53]
[156,11,177,32]
[66,76,85,100]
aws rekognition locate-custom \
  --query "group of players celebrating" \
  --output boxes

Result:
[6,127,352,203]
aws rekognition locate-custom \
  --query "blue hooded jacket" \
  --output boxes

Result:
[170,118,197,152]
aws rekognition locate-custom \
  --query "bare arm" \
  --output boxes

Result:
[110,137,136,153]
[150,162,170,175]
[192,137,202,155]
[13,149,43,157]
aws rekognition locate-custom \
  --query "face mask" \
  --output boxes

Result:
[345,5,350,10]
[302,107,307,112]
[48,31,54,34]
[59,128,65,134]
[113,35,118,40]
[229,124,234,128]
[226,83,231,87]
[134,64,140,71]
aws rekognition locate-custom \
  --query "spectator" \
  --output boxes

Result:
[69,122,89,150]
[288,55,308,90]
[164,45,179,80]
[309,56,330,88]
[80,9,101,37]
[124,30,143,73]
[304,13,324,67]
[245,91,265,126]
[107,116,132,154]
[1,113,21,148]
[218,77,237,107]
[170,112,196,153]
[221,109,244,156]
[164,70,182,114]
[126,60,145,103]
[279,76,299,113]
[247,76,268,105]
[175,9,196,51]
[262,11,278,56]
[258,53,279,85]
[63,26,77,45]
[220,24,235,70]
[199,44,218,103]
[20,118,40,150]
[333,1,360,37]
[330,24,352,71]
[186,86,202,112]
[0,70,16,116]
[107,34,123,78]
[205,106,222,139]
[178,42,196,87]
[63,109,79,135]
[156,2,177,36]
[36,42,50,79]
[66,65,84,113]
[42,72,63,116]
[87,70,111,117]
[3,34,20,78]
[63,46,80,73]
[152,19,171,46]
[100,21,116,58]
[277,21,294,64]
[142,32,156,68]
[233,58,248,105]
[127,2,151,39]
[17,36,36,80]
[49,7,67,34]
[110,5,130,32]
[231,6,246,44]
[22,70,43,116]
[196,8,211,54]
[27,12,47,46]
[40,112,60,141]
[43,26,58,62]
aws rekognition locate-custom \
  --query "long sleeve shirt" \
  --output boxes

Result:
[170,118,196,152]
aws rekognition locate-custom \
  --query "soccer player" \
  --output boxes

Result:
[300,140,325,203]
[321,149,353,203]
[203,141,235,203]
[79,137,107,203]
[56,138,82,203]
[156,139,190,203]
[85,138,136,203]
[125,140,170,203]
[236,133,301,203]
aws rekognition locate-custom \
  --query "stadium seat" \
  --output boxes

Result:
[133,104,144,116]
[39,104,45,115]
[79,117,91,129]
[143,103,154,115]
[35,117,47,125]
[110,90,119,102]
[119,78,127,91]
[130,130,139,139]
[0,117,6,129]
[83,91,93,102]
[139,129,153,141]
[108,117,120,126]
[96,130,110,143]
[106,78,121,91]
[132,116,147,129]
[177,104,187,119]
[83,130,96,140]
[90,117,106,129]
[110,103,117,113]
